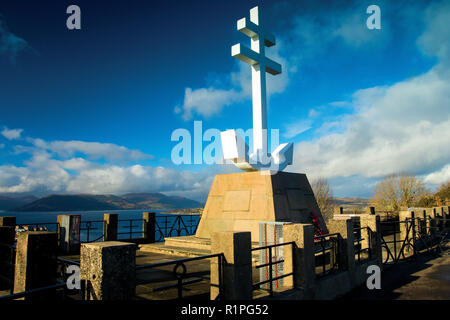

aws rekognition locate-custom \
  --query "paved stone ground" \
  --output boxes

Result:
[341,245,450,300]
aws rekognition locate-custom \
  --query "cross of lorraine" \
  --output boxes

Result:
[220,6,293,173]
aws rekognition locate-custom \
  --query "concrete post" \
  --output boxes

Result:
[445,206,450,228]
[282,224,315,290]
[210,231,252,300]
[427,208,437,235]
[13,231,58,300]
[80,241,136,300]
[142,212,156,243]
[399,211,412,248]
[360,215,382,267]
[103,213,118,241]
[57,214,81,254]
[439,207,447,229]
[325,219,355,271]
[0,216,16,227]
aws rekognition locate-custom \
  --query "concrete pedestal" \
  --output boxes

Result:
[196,171,327,242]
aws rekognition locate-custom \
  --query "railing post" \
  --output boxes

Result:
[210,231,252,300]
[427,208,438,236]
[440,207,447,229]
[57,214,81,254]
[360,215,382,267]
[142,212,156,243]
[80,241,136,300]
[282,223,315,290]
[14,231,58,300]
[103,214,118,241]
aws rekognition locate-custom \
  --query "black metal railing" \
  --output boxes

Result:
[118,218,142,239]
[80,220,105,243]
[155,215,200,241]
[135,253,224,299]
[380,218,415,265]
[353,227,373,264]
[314,233,341,278]
[251,242,294,297]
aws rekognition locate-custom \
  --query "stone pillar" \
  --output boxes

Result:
[360,215,382,267]
[427,208,437,235]
[282,224,315,290]
[334,207,344,215]
[422,210,430,235]
[445,206,450,228]
[80,241,136,300]
[103,213,118,241]
[142,212,156,243]
[365,206,376,215]
[13,231,58,300]
[399,211,412,246]
[57,214,81,254]
[0,216,16,227]
[210,231,252,300]
[325,219,355,271]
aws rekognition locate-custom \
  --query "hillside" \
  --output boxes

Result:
[333,197,370,212]
[10,193,203,212]
[0,196,38,210]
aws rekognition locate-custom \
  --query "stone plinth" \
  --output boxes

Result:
[195,171,327,242]
[57,214,81,254]
[210,231,252,300]
[103,213,118,241]
[142,212,156,243]
[282,223,315,289]
[14,231,58,300]
[80,241,136,300]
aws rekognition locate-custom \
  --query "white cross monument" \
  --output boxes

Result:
[221,6,293,172]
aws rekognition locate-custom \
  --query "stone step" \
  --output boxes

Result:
[139,242,211,258]
[139,241,261,263]
[164,236,211,250]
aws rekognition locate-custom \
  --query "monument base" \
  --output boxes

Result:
[139,171,327,256]
[195,170,327,242]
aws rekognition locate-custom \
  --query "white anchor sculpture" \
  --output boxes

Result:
[221,6,293,172]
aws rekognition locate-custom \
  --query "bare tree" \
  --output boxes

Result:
[371,173,427,214]
[311,177,335,222]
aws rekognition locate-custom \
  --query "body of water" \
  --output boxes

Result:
[0,210,200,242]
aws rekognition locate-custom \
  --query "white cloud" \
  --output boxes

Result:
[1,127,23,140]
[424,164,450,186]
[177,87,244,121]
[290,1,450,196]
[283,119,312,139]
[26,138,153,162]
[0,134,215,201]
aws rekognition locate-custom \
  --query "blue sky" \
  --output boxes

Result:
[0,0,449,202]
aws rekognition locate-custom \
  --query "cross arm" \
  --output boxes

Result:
[236,18,276,47]
[231,44,282,75]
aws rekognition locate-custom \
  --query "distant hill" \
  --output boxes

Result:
[10,193,203,212]
[334,197,370,212]
[0,196,38,210]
